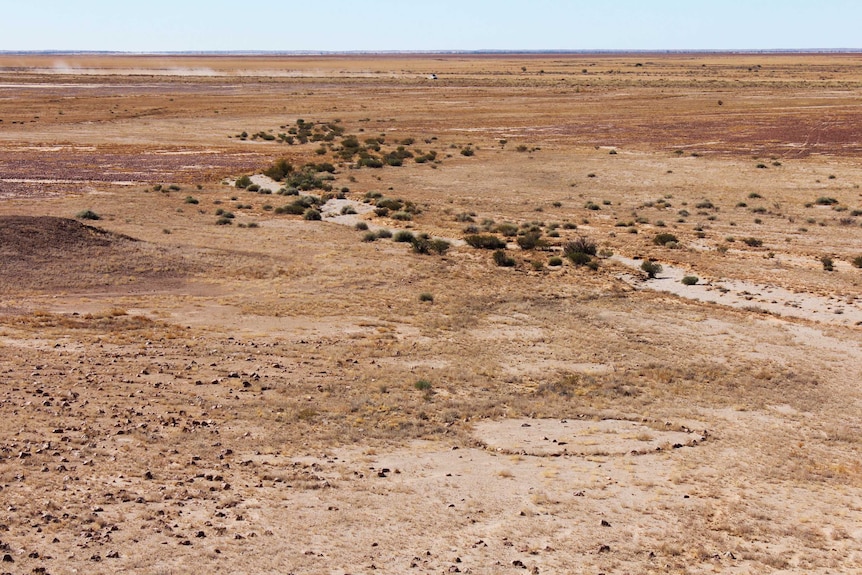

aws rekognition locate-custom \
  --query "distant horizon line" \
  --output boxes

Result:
[2,48,861,56]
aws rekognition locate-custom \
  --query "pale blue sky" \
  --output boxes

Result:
[3,0,860,52]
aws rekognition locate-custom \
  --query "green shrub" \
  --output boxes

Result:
[548,256,563,266]
[303,208,321,221]
[815,197,839,206]
[681,276,699,285]
[460,147,475,156]
[430,239,451,255]
[414,379,432,391]
[393,230,415,243]
[235,175,252,189]
[247,184,260,192]
[850,255,862,268]
[465,234,506,249]
[742,237,763,247]
[215,217,232,225]
[494,222,519,237]
[341,205,357,215]
[355,221,369,231]
[410,236,432,254]
[376,229,393,239]
[641,260,662,278]
[376,198,403,211]
[419,292,434,302]
[654,232,679,246]
[493,250,516,267]
[362,231,378,242]
[516,232,546,250]
[184,196,199,204]
[391,211,412,221]
[76,209,100,220]
[821,255,834,271]
[274,203,305,215]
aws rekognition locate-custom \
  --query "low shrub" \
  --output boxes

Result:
[419,292,434,302]
[493,250,516,267]
[303,208,321,221]
[376,198,403,210]
[361,231,377,242]
[516,232,546,250]
[821,255,834,271]
[264,159,294,181]
[391,211,412,221]
[355,221,369,231]
[235,175,252,188]
[430,238,451,255]
[376,229,393,239]
[393,230,415,243]
[76,209,100,220]
[414,379,432,391]
[742,237,763,247]
[494,222,519,237]
[654,232,679,246]
[851,255,862,268]
[563,236,597,257]
[641,260,662,278]
[681,275,699,285]
[548,256,563,266]
[465,234,506,249]
[815,197,839,206]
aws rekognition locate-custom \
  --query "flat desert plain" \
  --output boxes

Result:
[0,53,861,574]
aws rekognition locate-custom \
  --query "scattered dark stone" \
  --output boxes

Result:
[106,550,120,559]
[512,559,526,568]
[144,471,153,480]
[598,545,611,553]
[1,554,12,563]
[195,531,206,538]
[601,519,611,527]
[90,554,102,562]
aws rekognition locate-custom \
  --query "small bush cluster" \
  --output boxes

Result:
[274,195,321,215]
[563,237,598,269]
[465,234,507,250]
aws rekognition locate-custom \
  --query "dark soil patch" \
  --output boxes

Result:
[0,215,190,293]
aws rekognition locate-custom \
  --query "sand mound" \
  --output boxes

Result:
[0,215,187,293]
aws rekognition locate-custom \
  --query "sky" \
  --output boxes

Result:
[2,0,861,52]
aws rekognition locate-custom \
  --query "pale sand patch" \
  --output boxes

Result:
[473,417,706,456]
[613,255,862,326]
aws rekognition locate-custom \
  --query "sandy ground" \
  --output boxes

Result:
[1,53,861,574]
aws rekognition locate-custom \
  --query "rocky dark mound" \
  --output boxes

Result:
[0,215,187,293]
